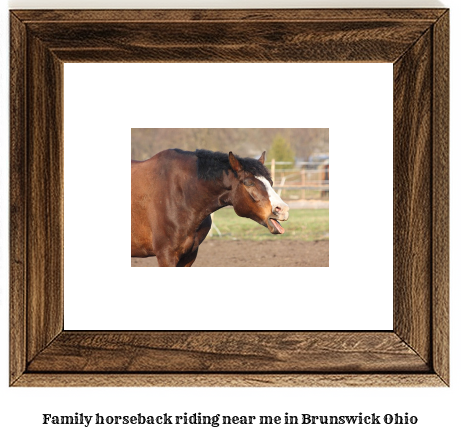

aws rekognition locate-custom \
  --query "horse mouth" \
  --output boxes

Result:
[268,218,285,235]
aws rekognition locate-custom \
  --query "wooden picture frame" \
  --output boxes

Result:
[10,9,449,387]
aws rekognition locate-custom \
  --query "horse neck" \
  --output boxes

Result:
[194,177,233,215]
[181,172,235,229]
[210,169,238,209]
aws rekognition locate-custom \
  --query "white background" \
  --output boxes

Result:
[64,63,392,331]
[1,1,459,436]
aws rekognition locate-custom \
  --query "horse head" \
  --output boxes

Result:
[228,151,289,234]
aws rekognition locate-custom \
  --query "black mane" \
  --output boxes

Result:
[184,149,272,183]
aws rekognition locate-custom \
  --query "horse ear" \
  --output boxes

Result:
[258,151,266,165]
[229,152,243,173]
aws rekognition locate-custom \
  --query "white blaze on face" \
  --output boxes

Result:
[255,176,289,217]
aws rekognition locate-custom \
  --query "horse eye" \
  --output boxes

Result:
[243,179,255,187]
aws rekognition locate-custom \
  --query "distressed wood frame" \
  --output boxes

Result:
[10,9,449,387]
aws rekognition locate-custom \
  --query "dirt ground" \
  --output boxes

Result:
[131,239,329,267]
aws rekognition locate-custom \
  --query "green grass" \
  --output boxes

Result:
[208,207,329,241]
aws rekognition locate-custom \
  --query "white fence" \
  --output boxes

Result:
[267,159,329,199]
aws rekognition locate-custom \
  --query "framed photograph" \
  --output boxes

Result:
[10,9,449,386]
[129,127,330,268]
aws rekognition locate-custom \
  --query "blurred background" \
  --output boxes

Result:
[131,128,329,266]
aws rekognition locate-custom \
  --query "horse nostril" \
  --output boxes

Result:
[274,206,281,214]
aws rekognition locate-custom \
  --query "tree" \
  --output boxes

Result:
[267,134,295,169]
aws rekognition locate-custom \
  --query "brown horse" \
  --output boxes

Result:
[131,149,289,266]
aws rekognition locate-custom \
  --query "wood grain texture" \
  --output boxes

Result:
[26,20,432,63]
[12,9,447,22]
[393,29,433,364]
[13,374,446,388]
[9,9,449,387]
[432,11,449,385]
[9,13,28,385]
[13,9,447,64]
[26,34,64,362]
[27,332,429,373]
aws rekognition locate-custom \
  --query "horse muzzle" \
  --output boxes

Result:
[267,211,289,235]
